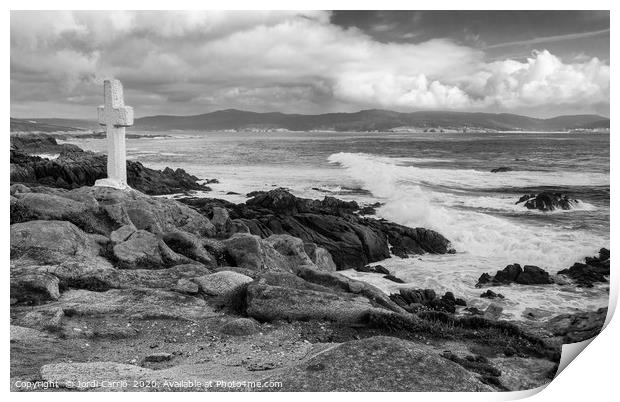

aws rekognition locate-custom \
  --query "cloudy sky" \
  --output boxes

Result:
[10,10,610,119]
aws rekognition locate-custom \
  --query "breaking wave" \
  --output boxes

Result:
[329,152,609,190]
[328,152,607,269]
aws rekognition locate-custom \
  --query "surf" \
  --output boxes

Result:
[328,152,607,269]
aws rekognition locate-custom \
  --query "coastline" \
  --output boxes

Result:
[10,127,612,136]
[9,133,609,391]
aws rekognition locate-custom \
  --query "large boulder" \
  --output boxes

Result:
[10,272,60,304]
[245,188,359,216]
[264,234,316,268]
[10,183,31,195]
[304,243,337,272]
[211,206,233,237]
[11,132,78,153]
[11,192,91,221]
[245,188,308,215]
[10,220,100,264]
[11,184,217,238]
[516,265,553,285]
[204,189,454,270]
[113,230,166,269]
[294,265,406,314]
[173,278,200,294]
[162,230,215,266]
[222,233,264,270]
[32,288,218,321]
[192,271,253,297]
[259,213,391,270]
[245,272,383,323]
[220,318,259,336]
[80,187,216,237]
[262,336,492,391]
[477,264,553,287]
[366,220,455,257]
[222,233,291,273]
[125,207,163,233]
[12,257,118,292]
[201,238,228,265]
[545,308,607,343]
[13,258,212,292]
[110,224,137,244]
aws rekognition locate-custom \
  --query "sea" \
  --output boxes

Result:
[64,131,610,321]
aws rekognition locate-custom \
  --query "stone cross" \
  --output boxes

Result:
[94,79,134,190]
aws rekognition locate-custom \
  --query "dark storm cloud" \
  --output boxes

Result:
[331,11,610,60]
[11,10,609,118]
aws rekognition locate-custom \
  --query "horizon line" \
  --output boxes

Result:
[11,108,611,121]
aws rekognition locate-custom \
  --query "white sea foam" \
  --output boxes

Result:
[328,152,607,269]
[340,256,609,319]
[328,152,609,190]
[433,191,598,213]
[330,151,609,320]
[33,153,60,160]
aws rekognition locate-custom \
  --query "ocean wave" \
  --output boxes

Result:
[436,192,598,213]
[328,152,607,269]
[328,152,609,190]
[388,156,457,164]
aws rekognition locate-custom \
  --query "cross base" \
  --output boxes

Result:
[94,178,131,191]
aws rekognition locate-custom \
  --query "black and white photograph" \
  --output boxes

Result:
[8,6,613,394]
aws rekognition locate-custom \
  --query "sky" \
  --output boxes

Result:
[10,10,610,119]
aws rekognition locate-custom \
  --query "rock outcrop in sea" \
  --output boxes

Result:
[477,264,554,287]
[557,248,610,287]
[516,192,580,211]
[490,167,513,173]
[474,249,610,289]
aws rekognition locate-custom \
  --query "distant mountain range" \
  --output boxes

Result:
[10,117,99,133]
[11,109,610,133]
[131,109,612,132]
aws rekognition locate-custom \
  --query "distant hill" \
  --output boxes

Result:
[12,110,609,133]
[132,109,609,132]
[10,118,98,133]
[571,119,610,129]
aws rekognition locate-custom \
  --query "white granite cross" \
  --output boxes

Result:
[94,79,134,190]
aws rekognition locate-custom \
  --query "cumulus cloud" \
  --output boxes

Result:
[333,74,474,109]
[10,11,610,117]
[466,50,610,109]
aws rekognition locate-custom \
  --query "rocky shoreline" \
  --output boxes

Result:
[10,133,211,195]
[9,135,609,392]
